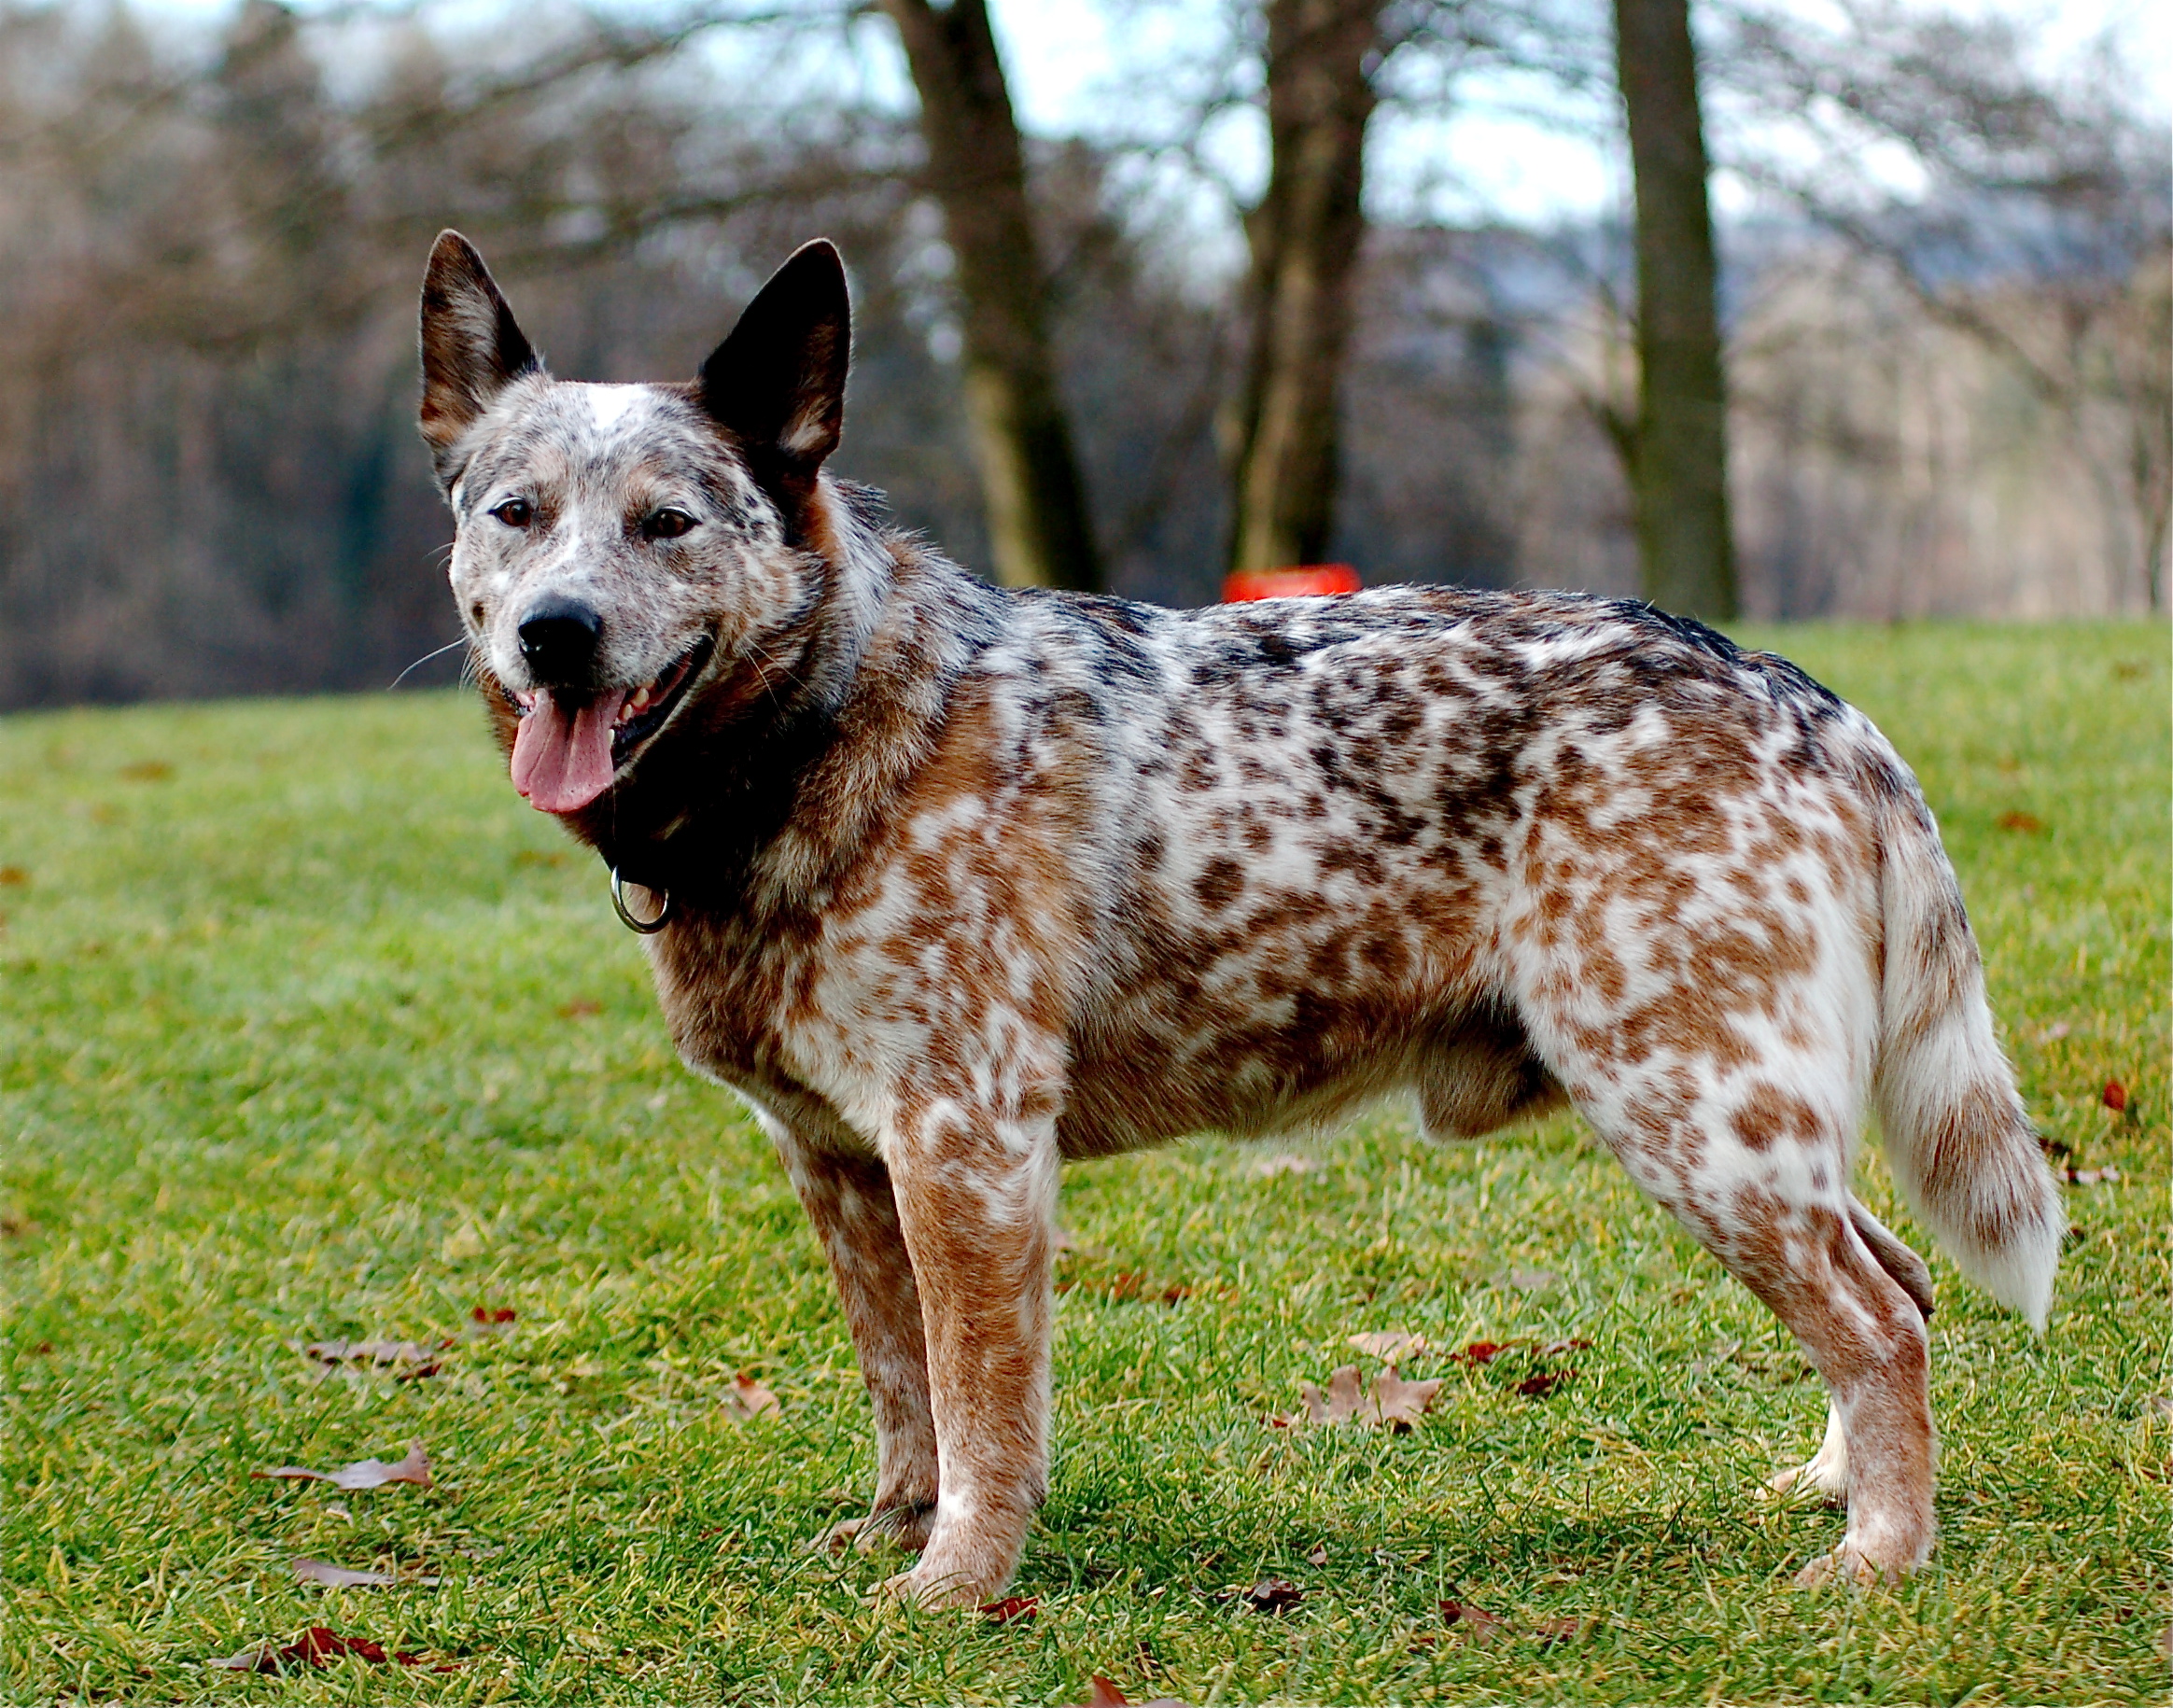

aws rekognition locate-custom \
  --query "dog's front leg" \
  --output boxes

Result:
[878,1097,1059,1609]
[763,1122,939,1553]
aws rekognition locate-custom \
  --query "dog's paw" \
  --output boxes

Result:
[1791,1545,1889,1590]
[1768,1458,1847,1507]
[872,1565,986,1612]
[815,1505,932,1557]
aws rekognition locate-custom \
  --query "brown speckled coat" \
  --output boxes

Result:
[418,233,2064,1605]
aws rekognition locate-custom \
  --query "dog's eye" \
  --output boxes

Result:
[643,508,697,542]
[490,498,533,528]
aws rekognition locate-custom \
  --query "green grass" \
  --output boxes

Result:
[3,621,2166,1705]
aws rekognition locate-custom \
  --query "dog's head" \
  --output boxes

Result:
[417,232,851,817]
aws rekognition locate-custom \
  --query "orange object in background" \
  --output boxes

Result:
[1221,564,1362,602]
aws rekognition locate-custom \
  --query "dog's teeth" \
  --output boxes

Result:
[630,687,652,712]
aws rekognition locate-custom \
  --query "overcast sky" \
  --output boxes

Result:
[140,0,2169,227]
[978,0,2169,223]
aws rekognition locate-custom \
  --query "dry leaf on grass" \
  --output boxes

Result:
[1073,1677,1188,1708]
[1247,1577,1304,1614]
[1516,1369,1575,1398]
[556,998,602,1018]
[979,1595,1038,1623]
[1306,1544,1328,1566]
[1297,1365,1443,1431]
[205,1626,455,1673]
[1213,1576,1305,1615]
[2066,1165,2121,1185]
[2102,1077,2128,1111]
[721,1373,779,1421]
[1432,1598,1508,1645]
[1417,1597,1593,1651]
[301,1338,441,1368]
[1996,810,2046,833]
[291,1557,439,1589]
[1347,1331,1431,1362]
[253,1444,432,1491]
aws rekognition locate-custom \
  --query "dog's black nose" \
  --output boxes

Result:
[517,595,603,683]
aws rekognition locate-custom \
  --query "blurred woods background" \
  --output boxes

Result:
[0,0,2164,708]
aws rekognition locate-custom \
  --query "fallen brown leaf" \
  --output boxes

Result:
[1516,1369,1576,1398]
[1373,1367,1447,1427]
[301,1338,442,1368]
[1436,1598,1507,1645]
[1451,1339,1511,1365]
[2102,1078,2128,1112]
[1347,1331,1431,1362]
[1072,1678,1188,1708]
[556,998,603,1018]
[207,1626,459,1674]
[119,759,173,781]
[1996,810,2045,833]
[1297,1364,1444,1430]
[1420,1598,1592,1651]
[1239,1576,1304,1614]
[721,1373,780,1421]
[1297,1365,1365,1423]
[0,866,25,886]
[1306,1544,1328,1566]
[253,1444,432,1491]
[979,1595,1038,1623]
[207,1627,387,1672]
[291,1557,440,1589]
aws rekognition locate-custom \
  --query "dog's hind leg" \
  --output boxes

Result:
[1582,1071,1934,1585]
[1768,1198,1933,1507]
[1514,958,1934,1585]
[762,1117,939,1555]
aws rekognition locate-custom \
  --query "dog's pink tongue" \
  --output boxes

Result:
[510,689,627,814]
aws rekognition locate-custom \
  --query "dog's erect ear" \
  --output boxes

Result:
[697,240,850,481]
[418,230,540,491]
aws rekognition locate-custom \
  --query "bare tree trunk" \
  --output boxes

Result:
[1227,0,1381,574]
[1614,0,1737,619]
[880,0,1101,593]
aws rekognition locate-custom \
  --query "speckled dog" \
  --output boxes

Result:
[417,233,2064,1607]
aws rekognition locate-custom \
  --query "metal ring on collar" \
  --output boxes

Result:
[610,868,672,934]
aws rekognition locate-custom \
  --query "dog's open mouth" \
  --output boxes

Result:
[508,635,713,815]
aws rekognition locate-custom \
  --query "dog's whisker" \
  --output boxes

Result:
[387,637,470,690]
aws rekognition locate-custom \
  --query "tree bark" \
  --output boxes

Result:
[1227,0,1381,574]
[1614,0,1738,619]
[880,0,1101,593]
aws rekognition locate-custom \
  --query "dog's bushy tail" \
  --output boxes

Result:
[1865,754,2064,1328]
